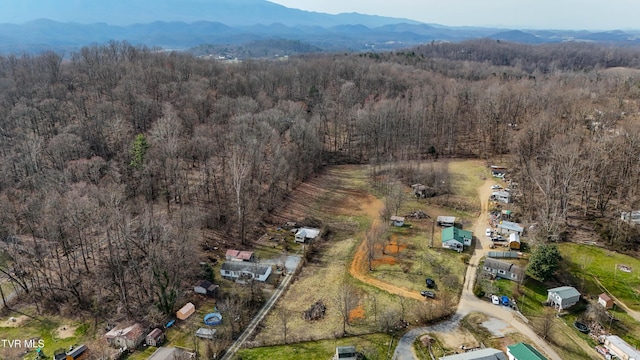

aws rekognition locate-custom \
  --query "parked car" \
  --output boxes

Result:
[426,278,435,288]
[491,185,502,190]
[491,235,505,242]
[501,296,510,306]
[421,290,435,299]
[491,295,500,305]
[485,228,492,237]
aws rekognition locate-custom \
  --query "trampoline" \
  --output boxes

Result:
[204,312,223,326]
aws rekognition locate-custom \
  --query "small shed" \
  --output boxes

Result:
[177,302,196,320]
[195,328,216,340]
[295,227,321,243]
[225,249,255,262]
[334,346,358,360]
[508,233,521,250]
[146,328,165,347]
[437,216,456,227]
[598,293,614,309]
[66,345,89,360]
[194,280,218,296]
[497,221,524,235]
[390,216,405,227]
[547,286,580,311]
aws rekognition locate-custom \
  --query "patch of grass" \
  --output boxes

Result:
[558,243,640,311]
[237,333,394,360]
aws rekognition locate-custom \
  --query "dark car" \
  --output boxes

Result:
[421,290,435,298]
[426,278,435,288]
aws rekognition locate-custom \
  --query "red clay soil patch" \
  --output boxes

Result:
[372,255,398,267]
[384,240,407,255]
[349,305,366,322]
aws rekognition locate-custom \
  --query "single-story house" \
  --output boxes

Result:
[220,262,272,282]
[491,191,511,204]
[506,342,547,360]
[621,210,640,225]
[497,221,524,236]
[483,258,522,282]
[104,323,145,351]
[390,216,405,227]
[439,348,507,360]
[194,280,218,296]
[195,328,216,340]
[598,293,614,309]
[177,302,196,320]
[295,227,321,243]
[508,233,521,250]
[225,249,255,262]
[604,335,640,360]
[437,216,456,227]
[334,346,358,360]
[442,227,472,252]
[146,328,165,347]
[148,347,195,360]
[66,345,89,360]
[547,286,580,311]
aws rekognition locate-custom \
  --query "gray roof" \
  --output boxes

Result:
[337,346,357,354]
[484,258,519,273]
[440,348,507,360]
[221,262,271,276]
[437,216,456,223]
[548,286,580,299]
[497,221,523,232]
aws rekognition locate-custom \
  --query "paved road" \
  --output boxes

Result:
[393,179,562,360]
[221,257,300,360]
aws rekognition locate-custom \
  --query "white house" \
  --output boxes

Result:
[491,191,511,204]
[497,221,524,236]
[604,335,640,360]
[220,262,272,282]
[547,286,580,311]
[295,227,321,243]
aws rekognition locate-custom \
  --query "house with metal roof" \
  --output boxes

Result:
[483,258,523,282]
[491,191,511,204]
[547,286,580,311]
[442,227,472,252]
[497,221,524,235]
[604,335,640,360]
[439,348,507,360]
[507,342,547,360]
[220,262,272,282]
[295,227,321,243]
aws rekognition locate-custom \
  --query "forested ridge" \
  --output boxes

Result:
[1,39,640,322]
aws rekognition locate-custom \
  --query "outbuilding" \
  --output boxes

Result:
[146,328,165,347]
[194,280,218,297]
[508,233,521,250]
[598,293,614,309]
[390,216,405,227]
[295,227,321,243]
[177,302,196,320]
[437,216,456,227]
[547,286,580,311]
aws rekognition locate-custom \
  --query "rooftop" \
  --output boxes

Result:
[439,348,507,360]
[507,342,547,360]
[497,221,523,232]
[547,286,580,298]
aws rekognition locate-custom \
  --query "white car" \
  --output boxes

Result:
[491,185,502,190]
[491,295,500,305]
[485,228,492,237]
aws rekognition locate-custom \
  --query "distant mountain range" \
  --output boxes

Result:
[1,0,639,56]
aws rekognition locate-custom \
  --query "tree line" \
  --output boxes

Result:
[0,39,640,321]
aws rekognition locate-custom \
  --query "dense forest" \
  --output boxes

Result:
[1,39,640,323]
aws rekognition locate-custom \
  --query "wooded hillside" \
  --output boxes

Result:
[1,39,640,319]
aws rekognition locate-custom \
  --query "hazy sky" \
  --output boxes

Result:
[270,0,639,30]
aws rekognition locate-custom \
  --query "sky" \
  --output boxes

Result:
[269,0,640,30]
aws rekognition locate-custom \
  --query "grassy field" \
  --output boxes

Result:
[238,333,394,360]
[0,312,90,360]
[558,243,640,311]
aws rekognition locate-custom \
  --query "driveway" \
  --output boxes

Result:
[393,179,562,360]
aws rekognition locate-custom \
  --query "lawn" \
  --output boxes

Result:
[558,243,640,311]
[237,333,394,360]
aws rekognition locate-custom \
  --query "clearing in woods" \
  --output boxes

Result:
[252,161,480,346]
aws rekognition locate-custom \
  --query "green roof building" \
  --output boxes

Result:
[441,227,472,252]
[506,342,547,360]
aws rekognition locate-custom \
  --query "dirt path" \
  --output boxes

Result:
[349,194,425,301]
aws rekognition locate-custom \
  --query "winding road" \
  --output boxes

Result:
[392,179,562,360]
